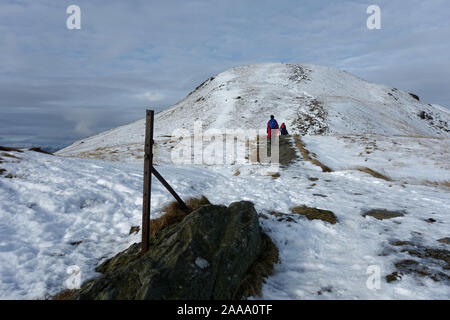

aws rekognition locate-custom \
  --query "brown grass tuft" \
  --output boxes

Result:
[363,209,404,220]
[291,205,338,224]
[421,180,450,189]
[293,135,332,172]
[357,167,392,181]
[150,196,211,236]
[234,169,240,176]
[235,232,279,299]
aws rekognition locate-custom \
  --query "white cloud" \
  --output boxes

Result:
[135,91,165,102]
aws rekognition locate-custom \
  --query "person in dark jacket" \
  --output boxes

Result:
[267,115,279,139]
[280,122,289,135]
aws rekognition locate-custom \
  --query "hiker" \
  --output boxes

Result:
[267,115,279,139]
[280,122,289,136]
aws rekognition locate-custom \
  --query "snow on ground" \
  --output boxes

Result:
[0,150,216,299]
[303,134,450,185]
[1,138,449,299]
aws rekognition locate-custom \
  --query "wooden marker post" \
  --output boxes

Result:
[141,109,189,255]
[151,166,189,212]
[141,110,154,254]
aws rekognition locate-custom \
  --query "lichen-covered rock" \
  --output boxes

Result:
[67,201,263,300]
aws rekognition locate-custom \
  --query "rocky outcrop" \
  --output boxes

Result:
[62,201,276,300]
[409,93,420,101]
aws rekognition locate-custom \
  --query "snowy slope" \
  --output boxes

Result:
[303,135,450,184]
[56,63,450,161]
[1,145,449,299]
[3,63,449,300]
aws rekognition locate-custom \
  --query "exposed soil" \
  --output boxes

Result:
[251,135,300,167]
[363,209,404,220]
[291,206,337,224]
[357,167,392,181]
[277,136,300,167]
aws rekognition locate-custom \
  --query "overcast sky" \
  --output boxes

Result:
[1,0,449,150]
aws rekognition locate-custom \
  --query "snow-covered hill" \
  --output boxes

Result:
[2,63,449,300]
[56,63,450,161]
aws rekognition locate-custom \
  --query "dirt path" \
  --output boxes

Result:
[250,135,300,167]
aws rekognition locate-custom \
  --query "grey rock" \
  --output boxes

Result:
[70,201,263,300]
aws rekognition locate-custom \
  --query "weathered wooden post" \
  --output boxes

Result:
[151,166,190,212]
[141,110,154,254]
[141,109,190,255]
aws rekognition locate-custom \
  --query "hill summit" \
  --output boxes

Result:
[57,63,449,161]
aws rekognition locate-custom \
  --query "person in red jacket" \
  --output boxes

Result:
[280,122,289,135]
[267,115,279,140]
